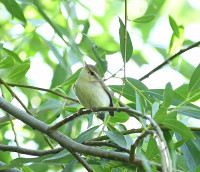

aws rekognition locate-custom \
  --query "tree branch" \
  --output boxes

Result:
[0,96,163,170]
[0,144,63,156]
[139,41,200,81]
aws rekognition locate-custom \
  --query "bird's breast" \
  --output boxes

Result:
[75,81,110,109]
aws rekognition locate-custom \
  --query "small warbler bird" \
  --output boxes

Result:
[74,62,114,118]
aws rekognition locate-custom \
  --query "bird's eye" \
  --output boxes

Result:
[90,71,95,76]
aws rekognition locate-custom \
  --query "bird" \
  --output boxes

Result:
[74,62,114,119]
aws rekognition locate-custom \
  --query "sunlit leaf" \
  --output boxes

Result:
[132,14,156,23]
[189,64,200,93]
[0,56,15,69]
[2,48,22,63]
[119,17,133,62]
[61,68,82,88]
[7,61,30,82]
[0,0,26,24]
[168,26,184,55]
[169,15,180,38]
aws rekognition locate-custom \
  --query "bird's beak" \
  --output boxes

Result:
[84,61,89,70]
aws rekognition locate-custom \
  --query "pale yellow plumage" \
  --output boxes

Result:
[74,62,114,117]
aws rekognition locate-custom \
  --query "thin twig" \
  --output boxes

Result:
[0,85,20,158]
[0,78,32,115]
[116,0,128,105]
[0,144,63,156]
[49,108,91,132]
[139,41,200,81]
[71,152,94,172]
[0,81,78,103]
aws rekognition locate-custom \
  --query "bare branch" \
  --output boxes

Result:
[139,41,200,81]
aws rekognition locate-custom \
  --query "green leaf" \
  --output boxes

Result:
[1,0,26,24]
[104,131,127,149]
[109,78,148,102]
[43,150,73,164]
[162,119,195,140]
[169,15,180,38]
[172,57,195,80]
[61,68,82,88]
[163,82,173,108]
[168,25,184,55]
[109,111,129,123]
[63,159,77,172]
[7,61,30,82]
[153,107,167,124]
[36,99,63,114]
[2,48,22,63]
[195,166,200,172]
[119,17,133,62]
[145,136,159,160]
[132,14,156,23]
[189,64,200,93]
[33,0,70,47]
[91,40,108,77]
[152,102,159,118]
[177,106,200,119]
[74,125,100,143]
[45,109,62,124]
[176,133,200,172]
[63,107,79,113]
[0,56,14,69]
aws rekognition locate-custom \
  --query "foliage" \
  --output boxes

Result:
[0,0,200,172]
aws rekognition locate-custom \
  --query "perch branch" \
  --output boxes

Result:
[0,96,163,170]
